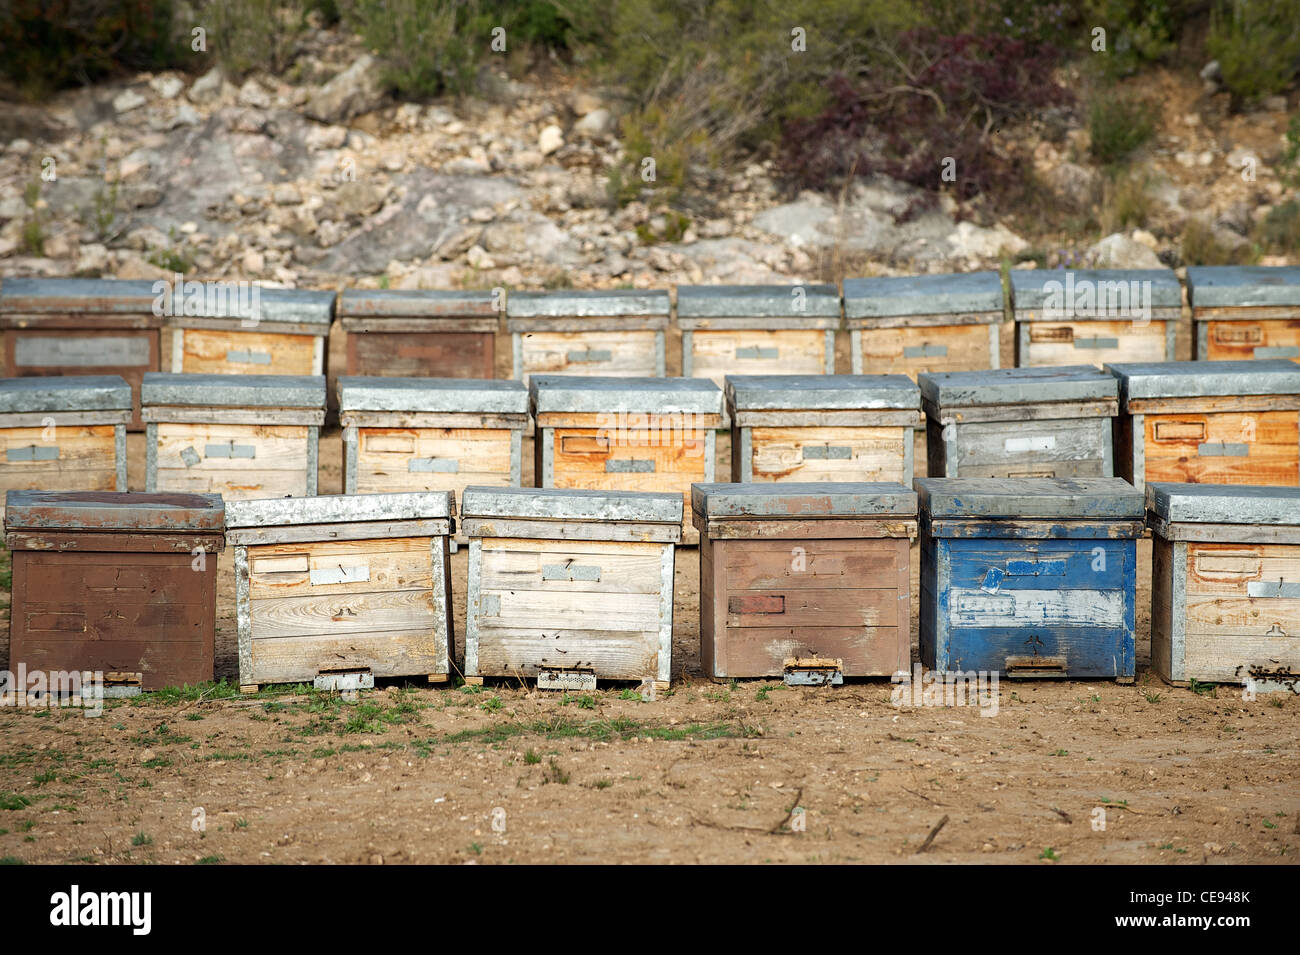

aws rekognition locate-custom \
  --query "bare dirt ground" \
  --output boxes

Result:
[1,323,1297,864]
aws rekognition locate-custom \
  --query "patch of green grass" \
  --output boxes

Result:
[1052,749,1069,757]
[545,760,571,785]
[0,793,32,811]
[131,832,151,847]
[1189,679,1217,697]
[617,689,640,700]
[0,856,24,865]
[235,818,249,830]
[141,680,243,704]
[479,696,504,713]
[755,686,771,702]
[141,757,172,769]
[524,748,541,765]
[468,842,482,855]
[459,683,484,695]
[1143,691,1162,704]
[1088,93,1156,166]
[32,770,57,786]
[1039,847,1059,861]
[340,698,421,735]
[196,855,223,865]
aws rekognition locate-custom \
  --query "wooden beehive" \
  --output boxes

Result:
[143,373,325,499]
[693,482,917,679]
[920,365,1118,478]
[4,490,224,691]
[842,271,1004,379]
[918,478,1143,681]
[506,289,669,382]
[0,278,164,430]
[1011,267,1180,367]
[726,374,921,485]
[461,485,681,689]
[226,492,455,691]
[531,375,722,545]
[677,284,840,387]
[1188,265,1300,363]
[167,285,333,376]
[1106,359,1300,492]
[0,376,130,504]
[1148,482,1300,690]
[337,289,499,378]
[338,377,527,500]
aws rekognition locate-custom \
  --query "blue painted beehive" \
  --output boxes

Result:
[918,477,1144,681]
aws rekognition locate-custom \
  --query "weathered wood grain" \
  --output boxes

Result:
[687,329,828,386]
[1020,319,1172,366]
[514,329,662,380]
[174,327,320,375]
[345,330,495,379]
[853,323,996,379]
[748,426,909,483]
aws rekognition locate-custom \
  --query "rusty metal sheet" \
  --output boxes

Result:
[4,490,224,533]
[338,288,498,317]
[692,481,917,519]
[0,375,132,413]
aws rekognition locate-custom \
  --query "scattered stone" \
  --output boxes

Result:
[273,183,303,206]
[466,245,496,269]
[1087,232,1164,270]
[237,79,272,110]
[74,243,109,275]
[189,66,224,103]
[538,124,564,155]
[574,108,613,138]
[113,89,147,113]
[305,54,385,124]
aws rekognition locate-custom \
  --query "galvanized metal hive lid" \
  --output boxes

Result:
[0,277,163,313]
[225,491,454,528]
[3,490,224,532]
[338,288,498,317]
[229,286,335,326]
[1146,482,1300,526]
[692,482,917,518]
[916,477,1144,520]
[676,284,840,318]
[142,373,327,409]
[337,376,527,414]
[1105,360,1300,402]
[842,271,1003,318]
[1187,265,1300,308]
[919,365,1117,408]
[726,374,919,411]
[506,288,670,318]
[1009,267,1181,310]
[461,485,683,524]
[0,375,132,413]
[530,375,723,414]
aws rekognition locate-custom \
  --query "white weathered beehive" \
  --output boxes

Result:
[676,284,840,387]
[842,271,1004,379]
[1188,265,1300,363]
[1148,482,1300,691]
[143,372,325,499]
[461,485,681,690]
[226,491,456,691]
[506,289,670,382]
[337,376,528,496]
[167,285,334,376]
[919,365,1118,478]
[726,374,921,484]
[1011,267,1180,366]
[0,375,131,500]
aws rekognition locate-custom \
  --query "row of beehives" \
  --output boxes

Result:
[0,265,1297,428]
[4,360,1298,541]
[5,478,1296,696]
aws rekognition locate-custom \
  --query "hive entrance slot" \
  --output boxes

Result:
[783,656,844,686]
[536,668,597,692]
[1003,655,1068,679]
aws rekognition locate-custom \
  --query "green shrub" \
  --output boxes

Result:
[1181,219,1255,266]
[1086,0,1186,75]
[1088,92,1157,165]
[1280,114,1300,190]
[203,0,306,79]
[1207,0,1300,101]
[0,0,181,95]
[1259,200,1300,254]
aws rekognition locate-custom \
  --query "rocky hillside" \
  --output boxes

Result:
[0,24,1295,292]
